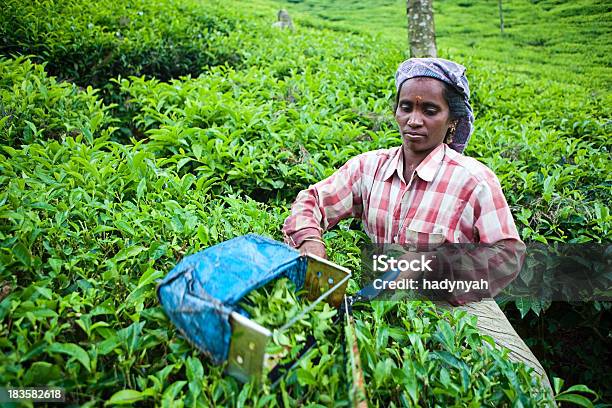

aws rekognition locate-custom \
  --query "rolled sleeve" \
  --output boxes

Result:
[471,175,521,243]
[282,155,364,247]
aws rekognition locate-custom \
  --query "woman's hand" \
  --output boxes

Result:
[298,240,327,259]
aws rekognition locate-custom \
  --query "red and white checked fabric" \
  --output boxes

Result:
[283,143,522,249]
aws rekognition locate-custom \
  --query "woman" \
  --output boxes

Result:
[282,58,552,391]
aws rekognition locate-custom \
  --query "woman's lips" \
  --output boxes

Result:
[403,132,426,139]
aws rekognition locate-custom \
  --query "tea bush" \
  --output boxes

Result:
[0,0,246,89]
[353,302,553,406]
[0,57,116,147]
[0,135,292,406]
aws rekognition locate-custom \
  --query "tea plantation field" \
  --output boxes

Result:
[0,0,610,405]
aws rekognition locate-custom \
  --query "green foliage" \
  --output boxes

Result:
[503,301,612,403]
[0,57,116,146]
[553,377,599,408]
[240,278,341,387]
[110,60,398,198]
[0,0,245,88]
[0,135,288,405]
[353,301,554,406]
[272,0,612,89]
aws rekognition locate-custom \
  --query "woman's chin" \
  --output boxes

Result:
[402,137,428,149]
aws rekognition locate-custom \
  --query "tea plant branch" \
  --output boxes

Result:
[344,295,368,407]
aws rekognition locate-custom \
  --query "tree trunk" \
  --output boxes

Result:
[498,0,505,34]
[407,0,437,58]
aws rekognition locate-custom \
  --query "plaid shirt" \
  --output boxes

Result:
[283,143,522,249]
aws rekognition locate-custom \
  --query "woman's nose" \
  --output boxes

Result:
[407,112,423,127]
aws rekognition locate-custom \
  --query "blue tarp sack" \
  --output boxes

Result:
[157,234,307,364]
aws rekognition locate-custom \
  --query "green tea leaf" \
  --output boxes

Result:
[106,389,146,405]
[13,242,32,267]
[48,343,91,372]
[23,361,62,385]
[113,245,147,262]
[555,394,594,408]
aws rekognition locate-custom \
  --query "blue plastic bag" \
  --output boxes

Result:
[157,234,307,364]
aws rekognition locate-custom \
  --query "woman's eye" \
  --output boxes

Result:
[424,108,438,115]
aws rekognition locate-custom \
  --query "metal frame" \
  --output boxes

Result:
[226,254,351,382]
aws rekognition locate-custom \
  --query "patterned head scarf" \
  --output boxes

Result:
[395,58,474,154]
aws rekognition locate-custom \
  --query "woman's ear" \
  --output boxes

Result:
[445,120,458,144]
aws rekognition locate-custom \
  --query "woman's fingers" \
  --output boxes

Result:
[298,240,327,259]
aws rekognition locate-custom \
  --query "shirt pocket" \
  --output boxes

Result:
[403,222,448,251]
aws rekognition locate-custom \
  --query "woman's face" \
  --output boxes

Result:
[395,77,453,156]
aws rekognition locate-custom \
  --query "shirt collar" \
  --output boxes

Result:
[415,143,446,182]
[383,147,405,182]
[383,143,446,183]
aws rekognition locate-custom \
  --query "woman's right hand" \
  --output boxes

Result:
[298,240,327,259]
